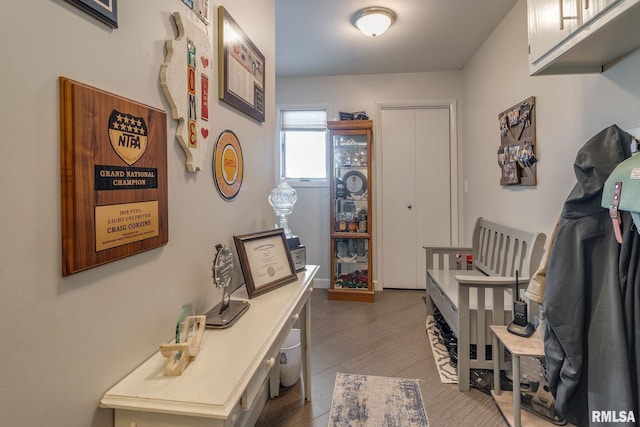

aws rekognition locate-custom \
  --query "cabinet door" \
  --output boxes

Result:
[582,0,621,23]
[528,0,581,63]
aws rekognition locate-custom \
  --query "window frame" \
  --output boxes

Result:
[275,104,331,188]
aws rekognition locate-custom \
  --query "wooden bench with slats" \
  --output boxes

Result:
[424,218,546,391]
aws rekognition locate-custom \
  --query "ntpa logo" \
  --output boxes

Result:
[592,410,636,423]
[108,110,148,166]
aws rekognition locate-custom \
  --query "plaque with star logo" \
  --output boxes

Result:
[60,77,168,276]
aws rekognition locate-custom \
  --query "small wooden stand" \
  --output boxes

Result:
[491,325,557,427]
[159,315,206,376]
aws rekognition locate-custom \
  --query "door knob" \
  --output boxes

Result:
[407,204,412,209]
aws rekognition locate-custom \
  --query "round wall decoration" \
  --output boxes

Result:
[213,130,244,200]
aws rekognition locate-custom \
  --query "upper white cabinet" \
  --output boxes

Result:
[527,0,640,75]
[582,0,620,23]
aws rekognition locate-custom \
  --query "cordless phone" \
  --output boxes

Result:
[507,271,535,337]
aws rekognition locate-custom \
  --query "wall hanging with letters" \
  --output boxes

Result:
[60,77,168,276]
[161,12,212,172]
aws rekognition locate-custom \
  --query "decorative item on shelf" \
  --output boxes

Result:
[159,303,206,376]
[343,170,367,198]
[205,244,250,328]
[336,270,369,288]
[357,208,368,233]
[336,212,347,232]
[339,111,369,120]
[347,212,359,232]
[268,178,306,271]
[336,177,347,199]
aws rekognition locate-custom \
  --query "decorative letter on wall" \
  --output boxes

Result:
[161,12,212,172]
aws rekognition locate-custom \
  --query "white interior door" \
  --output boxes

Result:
[381,107,452,289]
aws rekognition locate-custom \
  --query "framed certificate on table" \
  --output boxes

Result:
[234,229,297,298]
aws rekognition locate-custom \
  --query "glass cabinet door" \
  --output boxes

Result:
[332,134,369,236]
[332,238,370,289]
[328,120,374,302]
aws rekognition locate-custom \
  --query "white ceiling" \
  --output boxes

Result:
[275,0,518,77]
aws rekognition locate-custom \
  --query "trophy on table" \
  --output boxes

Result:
[268,178,306,271]
[204,244,250,328]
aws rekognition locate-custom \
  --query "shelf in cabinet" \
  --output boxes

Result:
[335,258,368,265]
[335,165,367,170]
[337,141,367,147]
[334,199,368,205]
[331,232,371,239]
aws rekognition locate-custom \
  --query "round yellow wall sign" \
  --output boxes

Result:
[213,130,244,200]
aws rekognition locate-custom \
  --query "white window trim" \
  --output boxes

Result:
[275,104,332,188]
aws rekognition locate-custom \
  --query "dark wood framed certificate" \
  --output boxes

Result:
[218,6,265,122]
[60,77,168,276]
[233,229,297,298]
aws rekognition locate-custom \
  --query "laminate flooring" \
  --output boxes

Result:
[256,288,507,427]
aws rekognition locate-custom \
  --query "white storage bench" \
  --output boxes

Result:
[424,218,546,391]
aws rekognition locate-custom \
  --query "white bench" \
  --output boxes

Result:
[424,218,546,391]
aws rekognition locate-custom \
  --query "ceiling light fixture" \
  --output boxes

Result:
[352,7,396,37]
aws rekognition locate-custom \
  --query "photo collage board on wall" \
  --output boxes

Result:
[497,96,537,186]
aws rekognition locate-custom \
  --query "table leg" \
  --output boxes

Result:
[300,290,312,401]
[493,333,500,395]
[513,355,521,427]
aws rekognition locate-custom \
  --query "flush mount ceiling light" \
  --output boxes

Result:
[352,7,396,37]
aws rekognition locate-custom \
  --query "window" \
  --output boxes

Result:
[278,107,329,186]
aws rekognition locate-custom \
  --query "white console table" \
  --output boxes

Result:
[100,265,318,427]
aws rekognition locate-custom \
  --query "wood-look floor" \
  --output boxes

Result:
[256,288,507,427]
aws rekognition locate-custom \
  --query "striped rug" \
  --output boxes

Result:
[426,315,458,384]
[328,373,428,426]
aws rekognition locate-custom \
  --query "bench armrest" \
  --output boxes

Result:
[423,246,472,252]
[454,275,530,286]
[424,246,473,269]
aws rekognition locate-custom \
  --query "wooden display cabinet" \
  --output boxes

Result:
[328,120,374,302]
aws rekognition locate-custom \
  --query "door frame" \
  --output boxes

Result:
[374,100,460,291]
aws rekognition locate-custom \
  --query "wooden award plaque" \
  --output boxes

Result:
[60,77,168,276]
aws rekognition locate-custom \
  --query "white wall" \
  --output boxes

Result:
[0,1,275,426]
[276,72,463,286]
[462,0,640,241]
[278,0,640,281]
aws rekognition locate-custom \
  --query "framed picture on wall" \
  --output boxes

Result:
[65,0,118,28]
[217,6,265,122]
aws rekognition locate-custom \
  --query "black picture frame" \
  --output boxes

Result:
[65,0,118,29]
[234,229,297,298]
[218,6,265,122]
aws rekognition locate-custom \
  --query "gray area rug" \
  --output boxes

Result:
[426,315,458,384]
[328,373,428,426]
